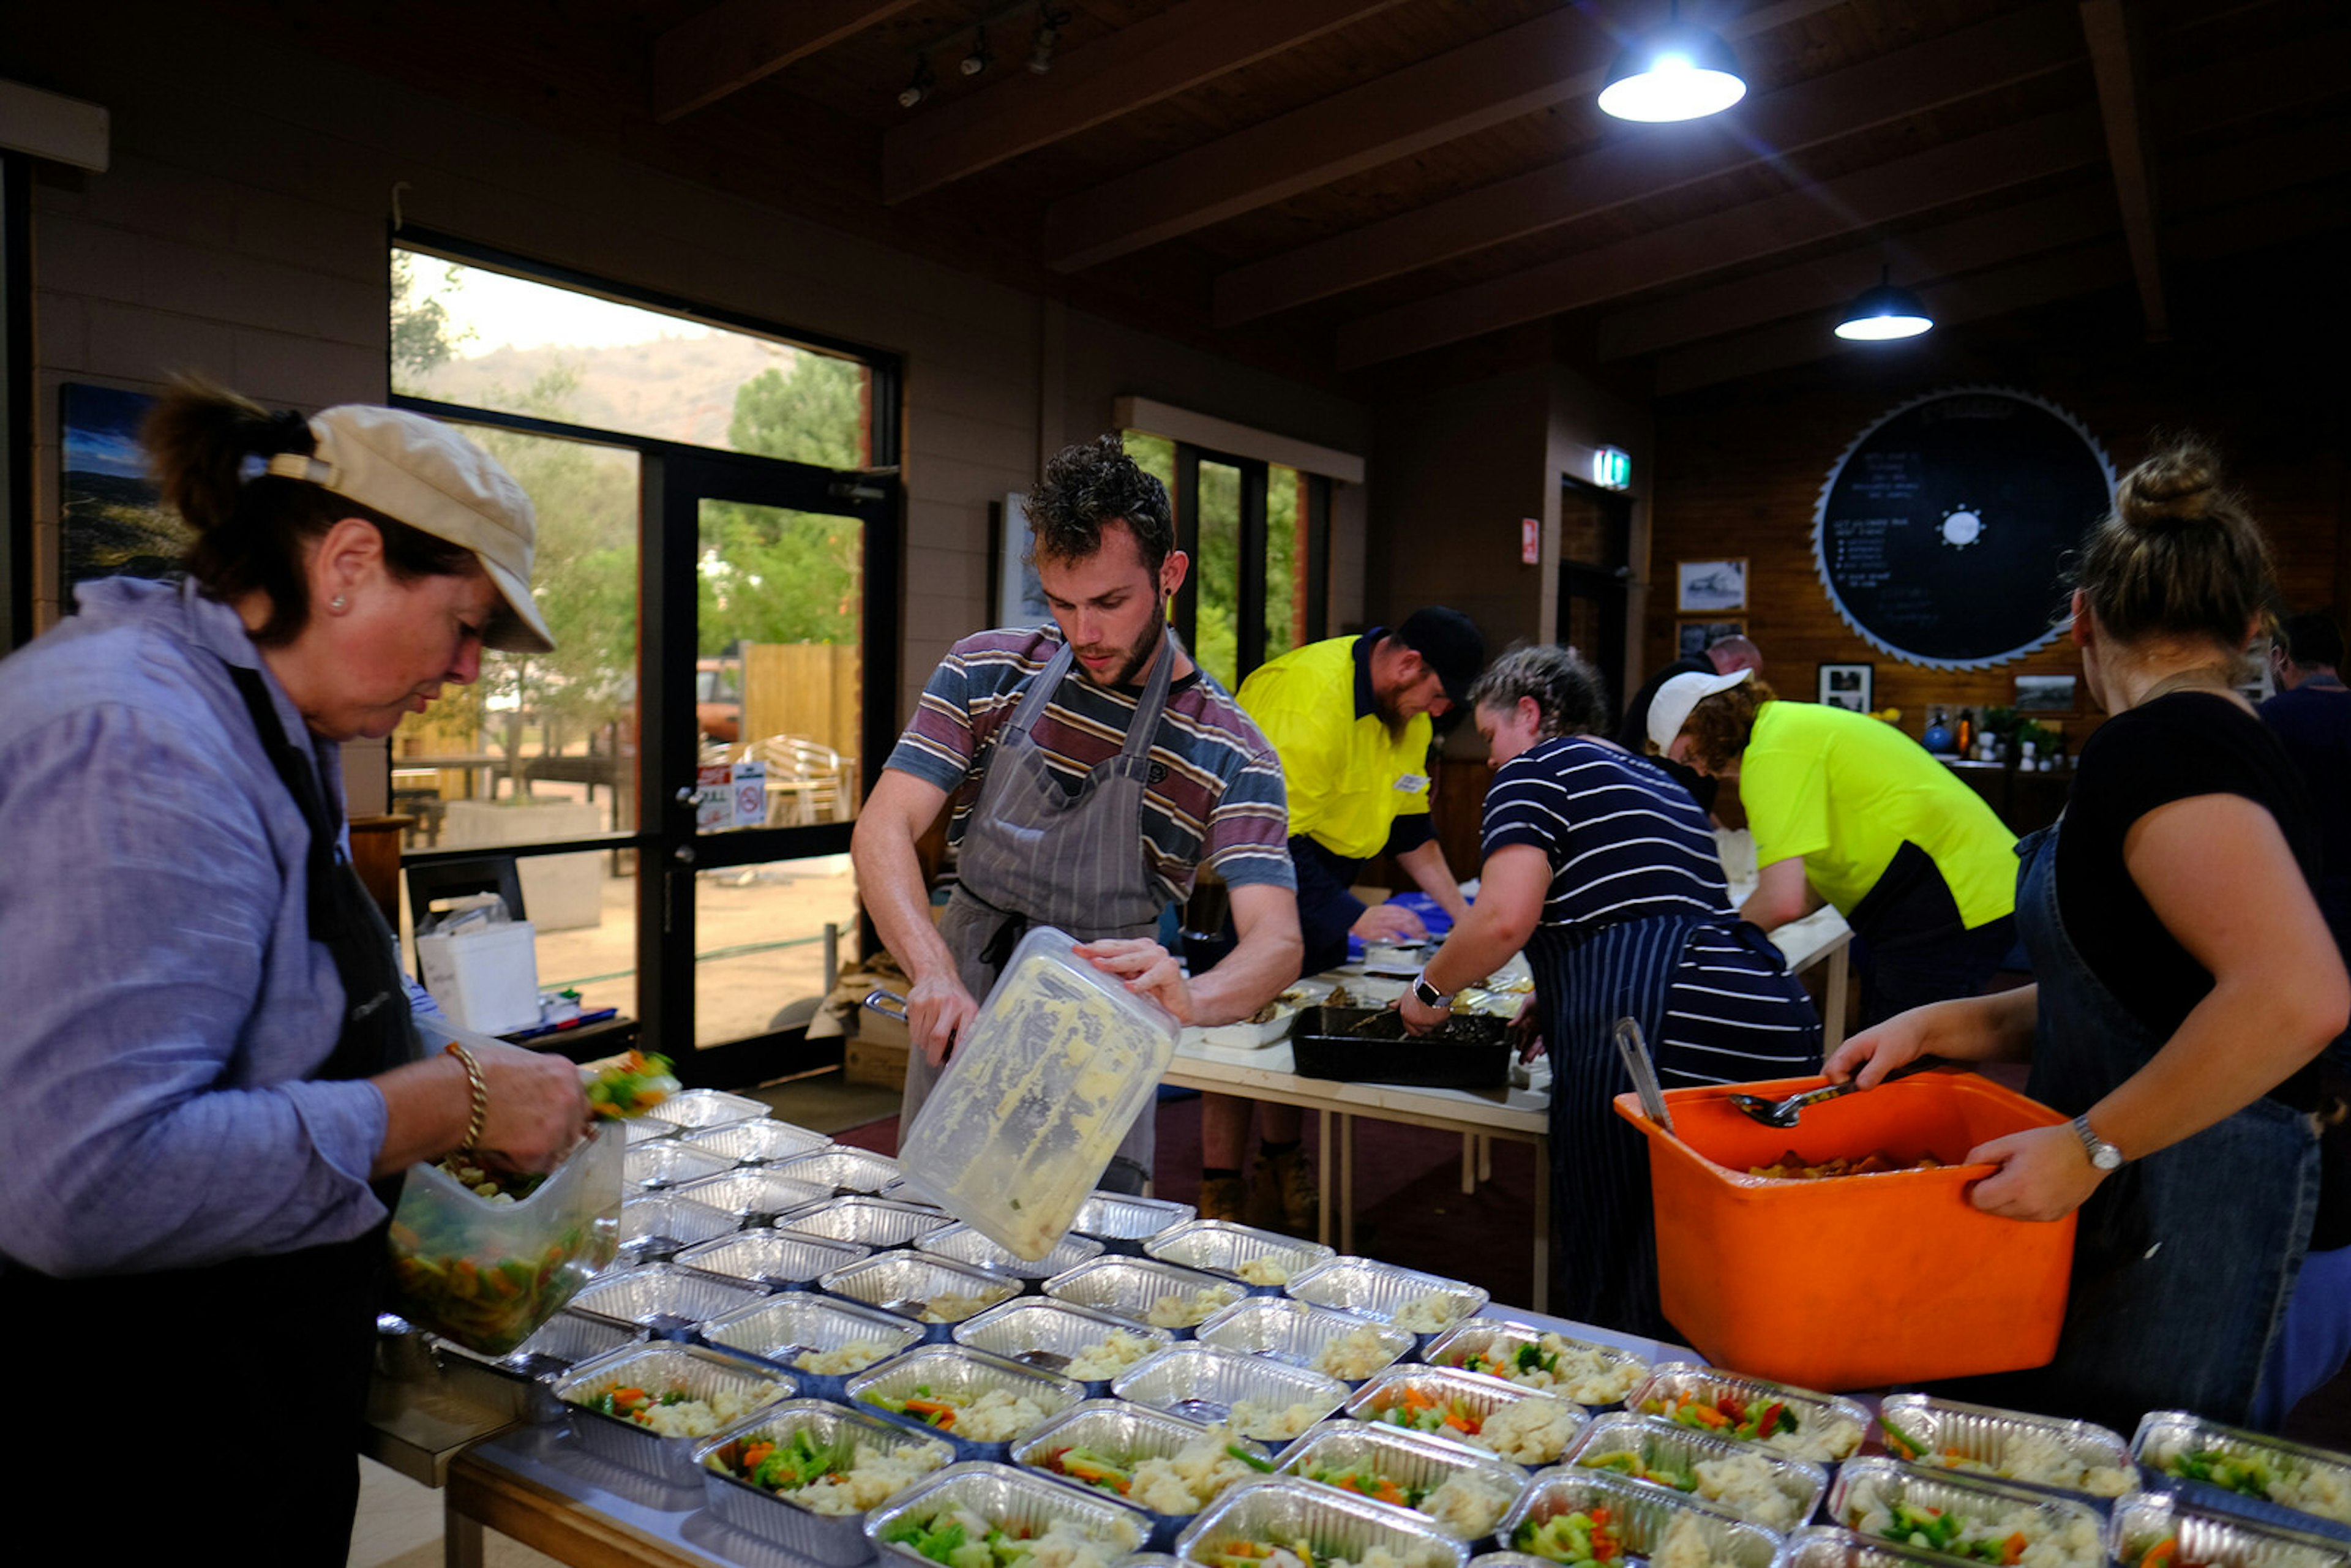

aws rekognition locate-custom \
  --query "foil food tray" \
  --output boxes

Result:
[953,1297,1175,1395]
[1147,1219,1336,1294]
[553,1340,795,1487]
[1197,1296,1415,1386]
[1044,1255,1247,1334]
[1012,1397,1275,1549]
[654,1088,773,1131]
[846,1343,1084,1463]
[675,1231,871,1294]
[865,1460,1149,1568]
[696,1397,956,1564]
[620,1191,743,1262]
[1501,1467,1777,1568]
[1286,1256,1488,1341]
[779,1196,955,1251]
[776,1147,906,1196]
[2133,1411,2351,1540]
[1627,1363,1870,1465]
[1176,1474,1471,1568]
[673,1169,838,1223]
[1829,1457,2107,1568]
[920,1220,1106,1281]
[1112,1343,1349,1442]
[1877,1394,2134,1504]
[822,1251,1022,1338]
[700,1290,927,1397]
[1774,1525,2011,1568]
[1566,1411,1827,1533]
[1278,1417,1532,1542]
[1423,1319,1651,1407]
[625,1114,683,1146]
[1072,1192,1196,1251]
[685,1120,834,1166]
[566,1261,769,1338]
[2110,1490,2351,1568]
[626,1142,737,1192]
[1346,1365,1590,1469]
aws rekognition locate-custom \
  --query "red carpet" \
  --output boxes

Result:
[831,1093,1547,1309]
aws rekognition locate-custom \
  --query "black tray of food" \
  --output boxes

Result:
[1289,1006,1512,1089]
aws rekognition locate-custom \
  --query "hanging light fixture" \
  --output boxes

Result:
[1834,264,1935,340]
[961,27,992,77]
[897,54,936,108]
[1598,2,1747,123]
[1029,6,1070,74]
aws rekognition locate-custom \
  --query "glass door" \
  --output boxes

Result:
[647,449,899,1067]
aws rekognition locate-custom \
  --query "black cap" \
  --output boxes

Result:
[1395,606,1486,705]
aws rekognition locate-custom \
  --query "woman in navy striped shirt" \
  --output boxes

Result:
[1400,645,1821,1334]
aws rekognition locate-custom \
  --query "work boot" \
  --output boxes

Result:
[1250,1146,1320,1237]
[1197,1174,1250,1223]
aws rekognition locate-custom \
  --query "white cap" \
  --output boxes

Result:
[266,406,553,653]
[1648,667,1753,752]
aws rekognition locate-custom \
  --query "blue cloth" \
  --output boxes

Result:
[0,577,391,1276]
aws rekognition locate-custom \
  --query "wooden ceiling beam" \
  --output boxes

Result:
[1040,0,1849,274]
[1336,108,2107,370]
[2079,0,2167,337]
[1598,187,2118,361]
[653,0,924,123]
[883,0,1411,205]
[1216,0,2083,326]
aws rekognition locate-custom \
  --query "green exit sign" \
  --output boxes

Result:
[1592,446,1632,490]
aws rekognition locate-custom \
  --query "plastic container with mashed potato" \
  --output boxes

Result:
[896,925,1181,1262]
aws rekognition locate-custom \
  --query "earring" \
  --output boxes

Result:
[329,595,348,611]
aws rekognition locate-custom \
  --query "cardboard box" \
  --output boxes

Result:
[844,1033,909,1091]
[417,920,542,1035]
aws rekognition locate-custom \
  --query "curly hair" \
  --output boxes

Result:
[2074,437,2272,656]
[1024,434,1175,574]
[1679,678,1779,773]
[1466,644,1611,740]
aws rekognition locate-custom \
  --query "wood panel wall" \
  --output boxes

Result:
[743,642,863,761]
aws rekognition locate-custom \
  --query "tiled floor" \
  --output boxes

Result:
[343,1068,901,1566]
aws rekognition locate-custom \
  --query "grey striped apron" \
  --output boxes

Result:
[899,629,1180,1191]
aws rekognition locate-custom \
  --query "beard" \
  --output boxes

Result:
[1073,605,1167,690]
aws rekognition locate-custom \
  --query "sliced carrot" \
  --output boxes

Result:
[2000,1533,2029,1566]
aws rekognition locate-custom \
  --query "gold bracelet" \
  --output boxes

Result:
[444,1040,489,1152]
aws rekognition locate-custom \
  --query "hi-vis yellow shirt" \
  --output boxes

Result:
[1237,634,1433,862]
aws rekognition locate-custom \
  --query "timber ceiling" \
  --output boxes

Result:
[216,0,2351,397]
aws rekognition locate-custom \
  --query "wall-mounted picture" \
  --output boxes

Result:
[61,383,185,609]
[2015,673,2078,714]
[1818,661,1874,712]
[996,490,1048,628]
[1677,618,1744,660]
[1676,557,1747,613]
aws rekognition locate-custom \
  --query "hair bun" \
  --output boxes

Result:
[2116,439,2222,529]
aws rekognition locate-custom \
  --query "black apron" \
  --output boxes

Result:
[2,662,418,1564]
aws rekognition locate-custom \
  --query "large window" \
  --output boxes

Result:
[390,239,898,1068]
[1125,432,1326,692]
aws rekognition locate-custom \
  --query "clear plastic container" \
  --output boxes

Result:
[385,1122,624,1355]
[895,925,1181,1262]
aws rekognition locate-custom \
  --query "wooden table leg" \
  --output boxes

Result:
[1478,1135,1493,1184]
[1343,1113,1358,1254]
[1530,1132,1551,1315]
[444,1510,484,1568]
[1460,1132,1476,1195]
[1316,1109,1333,1247]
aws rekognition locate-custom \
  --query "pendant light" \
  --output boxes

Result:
[1834,264,1934,341]
[1598,2,1748,123]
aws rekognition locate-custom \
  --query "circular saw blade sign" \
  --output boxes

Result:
[1812,387,2114,669]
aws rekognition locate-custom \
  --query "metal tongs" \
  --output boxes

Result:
[1727,1056,1943,1127]
[1614,1016,1674,1135]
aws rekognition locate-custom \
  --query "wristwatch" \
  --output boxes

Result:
[2071,1113,2124,1172]
[1410,969,1450,1011]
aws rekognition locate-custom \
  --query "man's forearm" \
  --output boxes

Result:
[849,814,958,983]
[1395,838,1471,921]
[1185,887,1303,1026]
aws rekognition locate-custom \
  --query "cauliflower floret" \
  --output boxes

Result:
[1228,1397,1329,1442]
[1471,1394,1582,1465]
[1312,1324,1401,1382]
[1063,1328,1159,1382]
[1420,1469,1517,1538]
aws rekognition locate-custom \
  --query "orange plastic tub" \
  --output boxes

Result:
[1610,1067,2075,1392]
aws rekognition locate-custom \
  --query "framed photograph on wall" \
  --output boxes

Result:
[1818,661,1873,712]
[996,490,1048,628]
[1676,558,1747,613]
[61,382,185,609]
[1678,618,1744,660]
[2015,673,2077,714]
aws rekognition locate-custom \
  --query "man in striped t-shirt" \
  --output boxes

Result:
[852,435,1301,1191]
